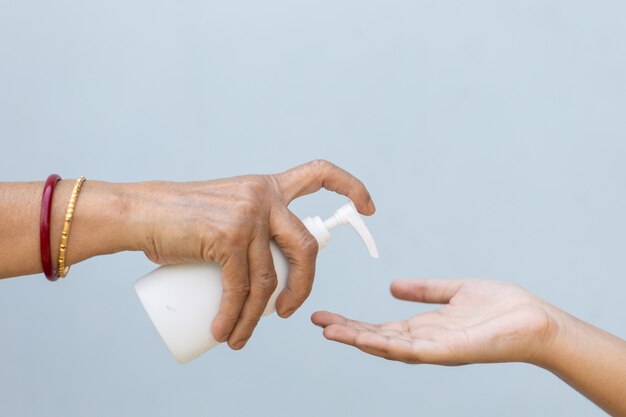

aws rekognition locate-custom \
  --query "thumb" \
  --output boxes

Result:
[391,279,466,304]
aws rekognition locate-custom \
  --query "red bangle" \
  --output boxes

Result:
[40,174,62,281]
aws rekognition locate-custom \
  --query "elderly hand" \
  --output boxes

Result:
[132,160,375,350]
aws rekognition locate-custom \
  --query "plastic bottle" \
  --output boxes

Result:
[134,201,378,364]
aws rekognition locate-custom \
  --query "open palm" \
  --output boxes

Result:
[312,279,557,365]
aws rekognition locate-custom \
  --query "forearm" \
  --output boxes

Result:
[0,180,143,279]
[539,308,626,416]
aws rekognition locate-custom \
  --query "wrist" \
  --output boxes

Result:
[107,181,152,253]
[50,180,146,266]
[528,302,580,370]
[116,180,173,258]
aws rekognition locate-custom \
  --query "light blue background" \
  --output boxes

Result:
[1,1,625,416]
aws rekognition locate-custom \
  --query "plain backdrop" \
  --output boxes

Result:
[1,1,625,416]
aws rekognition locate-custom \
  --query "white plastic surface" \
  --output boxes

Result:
[135,243,288,364]
[329,202,379,258]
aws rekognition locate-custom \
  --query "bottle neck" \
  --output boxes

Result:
[301,216,332,250]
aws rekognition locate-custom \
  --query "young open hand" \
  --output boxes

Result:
[312,279,559,365]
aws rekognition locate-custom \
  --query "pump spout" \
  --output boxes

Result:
[301,201,379,258]
[323,202,379,258]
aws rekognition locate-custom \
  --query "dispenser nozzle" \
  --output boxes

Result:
[302,201,379,258]
[323,202,379,258]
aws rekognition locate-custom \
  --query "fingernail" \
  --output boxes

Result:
[282,308,296,318]
[232,339,246,350]
[218,331,231,343]
[368,200,376,213]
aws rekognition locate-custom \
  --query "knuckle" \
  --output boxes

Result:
[213,227,248,252]
[309,159,333,171]
[233,179,274,222]
[226,227,248,246]
[237,197,260,217]
[301,233,319,257]
[255,271,278,294]
[248,176,271,193]
[219,224,251,248]
[242,177,271,201]
[212,227,230,244]
[225,284,251,298]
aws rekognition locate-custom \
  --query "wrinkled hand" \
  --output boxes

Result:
[134,160,375,350]
[312,279,559,365]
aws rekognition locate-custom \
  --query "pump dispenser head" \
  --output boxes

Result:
[301,201,379,258]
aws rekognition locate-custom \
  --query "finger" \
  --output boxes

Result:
[355,331,417,363]
[324,324,442,364]
[311,311,347,327]
[322,325,418,363]
[391,279,466,304]
[271,209,318,318]
[311,311,380,332]
[322,323,360,346]
[347,321,404,337]
[226,235,277,350]
[211,251,250,343]
[274,160,375,215]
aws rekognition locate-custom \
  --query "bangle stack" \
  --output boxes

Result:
[39,175,87,281]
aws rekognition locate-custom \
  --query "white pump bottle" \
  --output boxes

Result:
[134,201,378,364]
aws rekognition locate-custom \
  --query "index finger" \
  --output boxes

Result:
[391,279,467,304]
[273,160,375,215]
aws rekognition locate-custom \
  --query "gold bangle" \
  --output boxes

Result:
[57,176,86,278]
